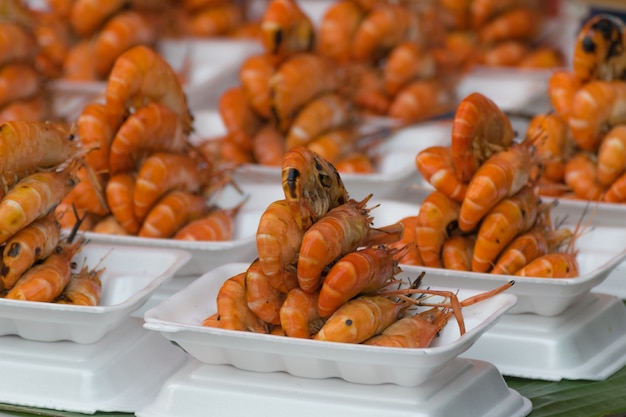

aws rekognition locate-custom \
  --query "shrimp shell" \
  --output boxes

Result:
[383,41,437,95]
[138,190,209,238]
[415,190,461,268]
[317,245,402,318]
[597,124,626,186]
[133,152,208,221]
[186,3,243,37]
[55,262,104,306]
[173,205,240,241]
[214,272,269,333]
[415,145,467,202]
[280,287,324,338]
[478,6,543,44]
[0,63,41,109]
[106,172,141,235]
[0,22,36,66]
[458,141,534,232]
[70,0,127,37]
[0,214,61,291]
[108,102,188,175]
[270,52,338,132]
[5,240,84,302]
[260,0,315,59]
[77,102,117,174]
[451,92,515,182]
[0,165,78,245]
[388,79,454,124]
[563,152,604,201]
[239,53,278,119]
[316,0,365,64]
[547,69,582,122]
[245,259,285,325]
[442,234,475,271]
[314,295,408,343]
[105,45,192,134]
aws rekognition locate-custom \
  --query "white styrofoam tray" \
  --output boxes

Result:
[192,110,453,201]
[0,242,190,344]
[136,358,531,417]
[0,319,189,414]
[461,292,626,381]
[143,262,517,387]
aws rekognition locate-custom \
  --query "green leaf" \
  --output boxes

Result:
[506,364,626,417]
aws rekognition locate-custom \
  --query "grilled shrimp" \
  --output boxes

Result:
[260,0,315,59]
[415,190,461,267]
[415,145,467,202]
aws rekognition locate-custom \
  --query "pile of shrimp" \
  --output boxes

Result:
[36,0,259,84]
[210,0,459,174]
[525,12,626,204]
[55,45,240,241]
[413,91,584,277]
[437,0,564,69]
[0,119,104,305]
[0,2,56,122]
[202,146,514,347]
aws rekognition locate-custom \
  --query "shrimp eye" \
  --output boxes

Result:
[344,319,353,327]
[68,133,76,141]
[581,36,596,53]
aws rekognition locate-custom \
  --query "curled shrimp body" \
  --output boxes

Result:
[0,22,35,66]
[0,214,60,291]
[388,216,422,266]
[56,262,104,306]
[470,0,534,29]
[306,128,356,165]
[106,172,140,235]
[526,112,572,183]
[186,3,243,37]
[252,123,285,166]
[458,141,534,232]
[388,79,454,123]
[213,272,269,333]
[77,102,117,174]
[604,171,626,202]
[0,165,78,245]
[245,259,285,325]
[317,245,403,318]
[133,152,209,221]
[281,146,349,230]
[0,95,49,123]
[0,121,79,186]
[69,0,126,37]
[316,0,365,64]
[350,3,420,64]
[451,92,516,182]
[442,234,475,271]
[383,41,437,95]
[260,0,315,60]
[239,53,278,119]
[515,252,579,278]
[314,295,408,343]
[364,307,452,348]
[491,226,573,275]
[478,6,543,44]
[0,63,41,109]
[572,13,626,83]
[138,190,209,239]
[415,190,461,268]
[108,102,188,175]
[270,52,338,132]
[280,287,324,338]
[568,80,626,152]
[564,152,604,201]
[256,199,304,281]
[415,145,467,202]
[597,125,626,186]
[547,69,582,122]
[219,86,264,153]
[471,186,540,273]
[297,196,373,293]
[5,240,83,302]
[286,93,353,149]
[173,205,240,241]
[105,45,192,134]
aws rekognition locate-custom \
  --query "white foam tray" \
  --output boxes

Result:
[144,262,517,387]
[0,243,190,343]
[0,318,189,414]
[193,110,453,201]
[137,358,531,417]
[461,292,626,381]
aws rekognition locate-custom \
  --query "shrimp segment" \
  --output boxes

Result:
[138,190,209,238]
[211,272,269,333]
[415,145,467,202]
[280,287,324,338]
[260,0,315,59]
[415,191,461,268]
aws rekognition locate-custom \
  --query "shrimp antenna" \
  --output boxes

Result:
[67,203,87,244]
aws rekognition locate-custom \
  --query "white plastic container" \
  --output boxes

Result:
[0,243,190,343]
[144,262,518,387]
[0,319,189,414]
